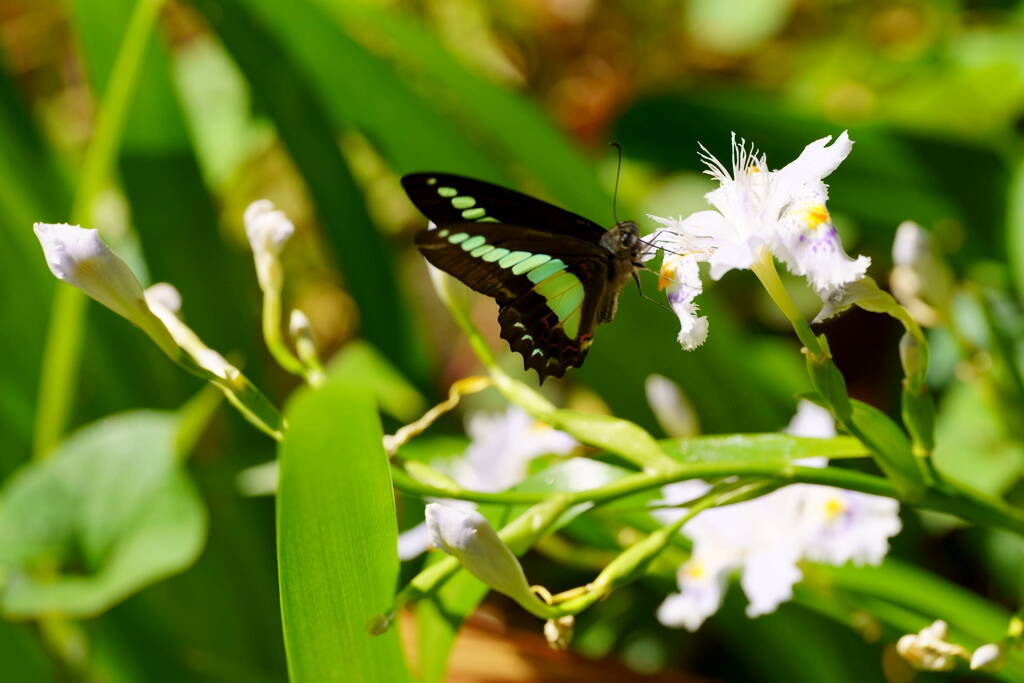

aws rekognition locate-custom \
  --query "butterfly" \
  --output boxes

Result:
[402,172,649,383]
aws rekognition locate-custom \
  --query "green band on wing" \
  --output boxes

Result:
[527,259,566,283]
[482,248,510,262]
[438,187,457,198]
[471,244,494,257]
[447,232,469,244]
[462,208,486,220]
[460,235,486,251]
[477,217,500,223]
[511,253,551,275]
[533,269,585,339]
[438,228,450,238]
[451,196,475,209]
[498,251,531,268]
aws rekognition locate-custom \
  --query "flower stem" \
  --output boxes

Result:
[393,458,1024,535]
[749,247,821,355]
[33,0,167,460]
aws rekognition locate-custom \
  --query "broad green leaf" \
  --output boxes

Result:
[0,621,54,682]
[327,341,427,422]
[661,433,868,464]
[277,383,410,683]
[0,411,206,618]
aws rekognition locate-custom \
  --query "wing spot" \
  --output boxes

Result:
[460,235,487,251]
[451,196,476,209]
[521,334,533,342]
[511,253,552,275]
[477,217,500,222]
[437,228,450,238]
[527,259,566,283]
[462,207,486,220]
[532,348,544,357]
[512,322,526,329]
[438,187,457,198]
[482,248,510,262]
[447,232,469,244]
[471,244,494,257]
[498,251,532,268]
[427,177,437,185]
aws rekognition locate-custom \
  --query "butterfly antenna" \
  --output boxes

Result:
[610,141,623,224]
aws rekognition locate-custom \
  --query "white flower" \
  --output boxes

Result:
[34,222,179,358]
[896,620,970,671]
[649,133,870,347]
[970,643,1006,672]
[656,401,901,631]
[244,199,294,292]
[425,503,536,606]
[397,406,576,560]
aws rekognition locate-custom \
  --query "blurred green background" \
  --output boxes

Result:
[1,0,1023,680]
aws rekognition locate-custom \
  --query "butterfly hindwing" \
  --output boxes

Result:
[416,223,609,382]
[402,173,606,242]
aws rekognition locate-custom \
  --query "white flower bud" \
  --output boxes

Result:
[970,643,1006,672]
[34,223,179,358]
[244,199,294,292]
[425,503,535,606]
[35,222,148,324]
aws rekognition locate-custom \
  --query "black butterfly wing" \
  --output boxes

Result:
[416,223,611,383]
[402,172,607,243]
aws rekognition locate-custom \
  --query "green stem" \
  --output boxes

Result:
[33,0,167,460]
[261,287,306,378]
[393,459,1024,535]
[553,482,777,615]
[749,248,821,355]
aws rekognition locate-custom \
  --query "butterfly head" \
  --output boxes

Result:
[601,220,646,265]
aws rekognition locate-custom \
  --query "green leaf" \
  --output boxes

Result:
[849,400,927,499]
[1008,156,1024,302]
[277,382,410,683]
[661,433,868,464]
[0,411,206,618]
[326,341,427,422]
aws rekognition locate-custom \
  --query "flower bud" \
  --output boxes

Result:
[970,643,1006,672]
[244,199,294,293]
[34,222,178,358]
[36,222,147,324]
[425,503,536,607]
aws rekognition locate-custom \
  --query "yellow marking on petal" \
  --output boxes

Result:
[748,165,762,174]
[824,497,846,520]
[685,561,705,579]
[797,204,830,231]
[658,263,676,291]
[529,420,553,432]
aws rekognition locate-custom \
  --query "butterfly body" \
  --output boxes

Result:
[403,173,646,382]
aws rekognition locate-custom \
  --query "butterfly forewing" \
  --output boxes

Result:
[403,173,606,242]
[416,223,608,382]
